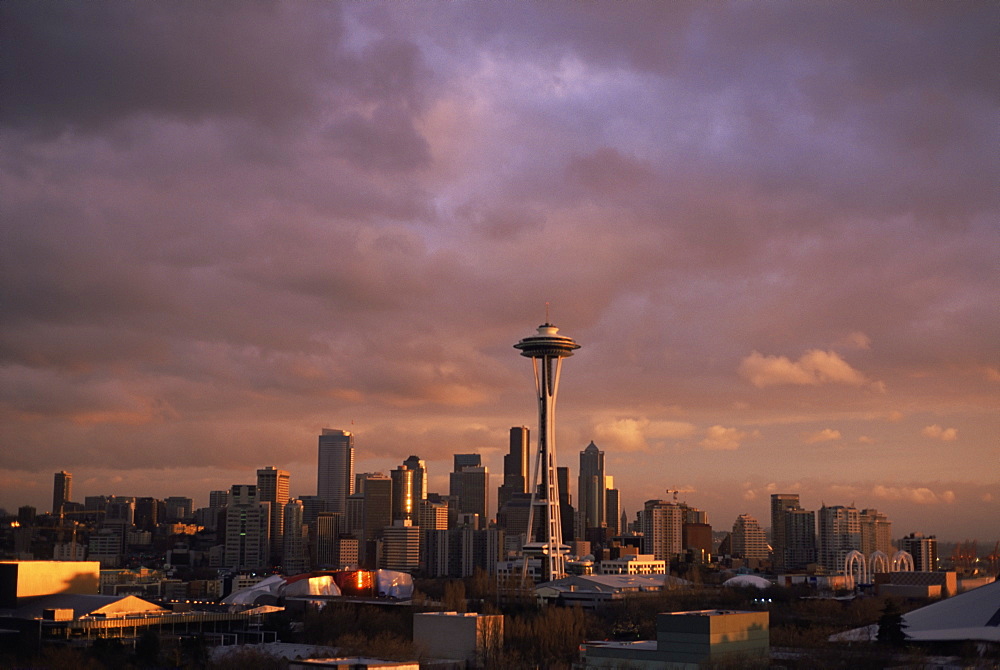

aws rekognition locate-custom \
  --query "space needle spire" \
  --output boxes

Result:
[514,318,580,583]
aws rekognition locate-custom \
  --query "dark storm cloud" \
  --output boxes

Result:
[1,2,997,538]
[0,2,343,132]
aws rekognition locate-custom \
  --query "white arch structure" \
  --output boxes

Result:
[869,550,890,576]
[891,550,914,572]
[843,549,914,590]
[845,550,867,589]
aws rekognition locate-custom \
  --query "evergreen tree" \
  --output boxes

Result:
[877,599,908,647]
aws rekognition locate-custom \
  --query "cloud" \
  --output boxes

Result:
[804,428,841,444]
[873,485,956,505]
[737,350,876,389]
[700,425,746,451]
[591,417,697,453]
[922,425,957,441]
[593,417,651,453]
[838,331,872,350]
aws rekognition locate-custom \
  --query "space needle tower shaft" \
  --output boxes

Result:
[514,320,580,583]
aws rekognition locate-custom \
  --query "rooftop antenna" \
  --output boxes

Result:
[545,302,551,324]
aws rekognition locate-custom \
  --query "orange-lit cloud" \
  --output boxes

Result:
[804,428,842,444]
[921,424,958,441]
[700,425,746,451]
[873,485,956,505]
[738,350,877,389]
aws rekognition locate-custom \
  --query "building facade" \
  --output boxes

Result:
[641,500,684,562]
[818,505,861,572]
[731,514,768,563]
[578,441,605,534]
[317,429,355,515]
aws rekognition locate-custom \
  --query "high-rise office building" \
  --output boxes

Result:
[390,464,416,522]
[314,511,342,568]
[498,427,530,509]
[164,496,193,522]
[53,471,72,516]
[731,514,769,562]
[641,499,684,562]
[402,455,427,503]
[318,429,355,515]
[859,508,893,557]
[578,441,605,533]
[454,454,481,470]
[450,459,489,530]
[782,508,815,571]
[818,505,861,572]
[900,532,937,572]
[605,479,621,536]
[770,493,799,571]
[134,497,160,532]
[224,485,270,571]
[209,490,230,509]
[557,465,575,543]
[283,499,308,574]
[381,520,420,572]
[257,466,291,564]
[359,474,392,566]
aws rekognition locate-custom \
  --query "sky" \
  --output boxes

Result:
[1,2,998,542]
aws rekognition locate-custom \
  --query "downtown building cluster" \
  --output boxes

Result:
[4,433,939,588]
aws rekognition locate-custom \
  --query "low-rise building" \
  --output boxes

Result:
[581,609,769,668]
[598,554,666,575]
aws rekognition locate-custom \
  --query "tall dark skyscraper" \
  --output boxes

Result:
[53,471,71,515]
[450,456,489,529]
[453,453,481,470]
[498,426,530,509]
[390,464,416,522]
[515,320,580,582]
[770,493,800,571]
[318,429,354,515]
[402,455,427,503]
[257,466,290,564]
[578,441,605,532]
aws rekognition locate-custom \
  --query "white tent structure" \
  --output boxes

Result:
[831,579,1000,644]
[901,579,1000,643]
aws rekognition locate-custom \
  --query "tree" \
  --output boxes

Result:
[877,599,908,647]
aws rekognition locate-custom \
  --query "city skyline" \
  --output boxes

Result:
[1,3,997,542]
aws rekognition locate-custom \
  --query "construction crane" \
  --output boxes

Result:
[665,489,679,502]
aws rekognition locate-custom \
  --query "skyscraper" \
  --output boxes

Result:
[641,499,684,561]
[818,505,861,572]
[859,508,893,557]
[731,514,769,563]
[224,485,269,571]
[53,471,72,516]
[390,464,416,522]
[605,477,621,536]
[785,507,817,570]
[283,499,308,574]
[450,461,489,530]
[515,321,580,583]
[770,493,799,571]
[318,429,354,515]
[578,441,605,533]
[402,455,427,503]
[900,533,938,572]
[257,466,291,564]
[359,473,392,567]
[498,427,530,509]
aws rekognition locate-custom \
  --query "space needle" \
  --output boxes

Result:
[514,318,581,583]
